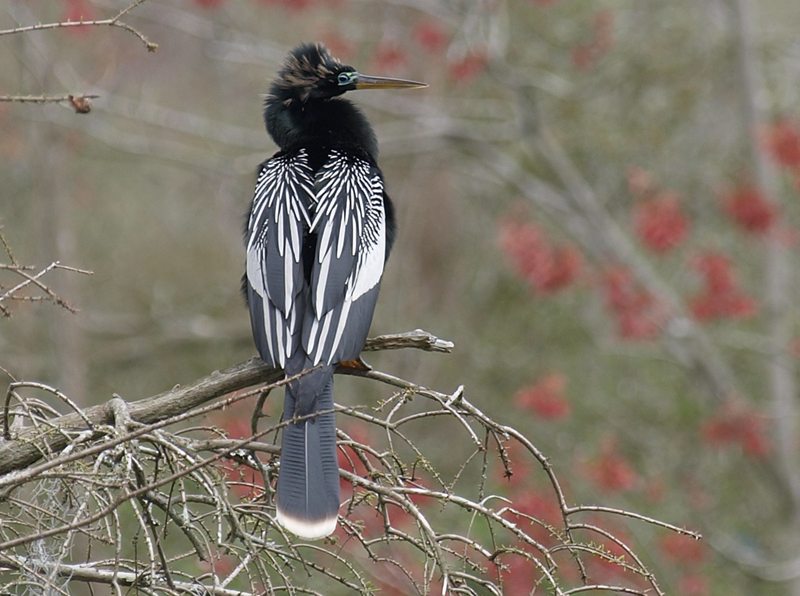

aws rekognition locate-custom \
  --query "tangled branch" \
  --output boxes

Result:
[0,331,694,595]
[0,227,93,318]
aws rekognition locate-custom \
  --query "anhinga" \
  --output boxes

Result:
[244,43,426,539]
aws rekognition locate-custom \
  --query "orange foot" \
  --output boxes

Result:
[337,358,372,372]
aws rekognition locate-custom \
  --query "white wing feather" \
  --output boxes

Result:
[246,150,313,367]
[307,150,386,365]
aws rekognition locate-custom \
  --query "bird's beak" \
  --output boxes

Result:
[354,74,428,90]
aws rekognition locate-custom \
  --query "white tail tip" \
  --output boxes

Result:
[276,508,338,540]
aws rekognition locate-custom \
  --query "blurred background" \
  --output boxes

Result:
[3,0,800,593]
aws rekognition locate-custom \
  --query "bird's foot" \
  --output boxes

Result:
[336,357,372,372]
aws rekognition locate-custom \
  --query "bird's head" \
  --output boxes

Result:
[269,43,426,105]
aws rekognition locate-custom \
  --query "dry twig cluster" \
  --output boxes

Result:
[0,331,695,595]
[0,229,92,319]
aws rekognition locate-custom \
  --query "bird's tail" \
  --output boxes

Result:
[276,377,340,539]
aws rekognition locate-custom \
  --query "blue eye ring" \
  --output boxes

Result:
[337,72,354,86]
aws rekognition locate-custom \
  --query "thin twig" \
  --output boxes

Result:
[0,94,100,114]
[0,228,17,266]
[0,0,157,51]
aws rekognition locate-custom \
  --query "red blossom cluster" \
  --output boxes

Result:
[571,9,614,71]
[700,401,770,459]
[760,117,800,169]
[584,436,638,493]
[632,192,691,252]
[759,116,800,195]
[371,43,408,73]
[688,252,758,322]
[719,183,776,235]
[659,533,708,566]
[601,266,663,340]
[448,50,488,84]
[414,21,448,53]
[627,166,691,252]
[498,217,583,295]
[513,372,572,420]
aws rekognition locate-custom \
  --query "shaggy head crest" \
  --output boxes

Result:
[271,43,350,103]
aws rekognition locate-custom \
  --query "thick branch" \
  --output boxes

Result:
[0,358,279,478]
[0,330,452,478]
[0,555,257,596]
[362,328,455,353]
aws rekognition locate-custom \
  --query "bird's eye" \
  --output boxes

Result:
[337,72,354,86]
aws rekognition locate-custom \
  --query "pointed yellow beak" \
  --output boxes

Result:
[354,74,428,90]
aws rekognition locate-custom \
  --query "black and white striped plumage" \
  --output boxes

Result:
[244,43,424,539]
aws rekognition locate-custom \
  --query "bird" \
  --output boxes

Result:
[244,43,426,540]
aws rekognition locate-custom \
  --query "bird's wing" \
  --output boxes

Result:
[246,149,314,368]
[304,149,387,366]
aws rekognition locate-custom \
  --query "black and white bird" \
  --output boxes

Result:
[244,43,426,539]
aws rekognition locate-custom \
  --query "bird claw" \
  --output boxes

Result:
[336,357,372,372]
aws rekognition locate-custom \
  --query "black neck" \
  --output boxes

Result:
[264,97,378,162]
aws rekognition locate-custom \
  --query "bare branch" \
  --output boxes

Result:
[0,331,451,477]
[0,261,92,316]
[0,328,681,595]
[0,0,157,52]
[0,94,100,113]
[363,328,455,353]
[0,228,17,266]
[567,505,701,539]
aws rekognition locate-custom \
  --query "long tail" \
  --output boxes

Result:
[276,377,340,539]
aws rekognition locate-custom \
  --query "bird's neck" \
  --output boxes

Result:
[264,97,378,163]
